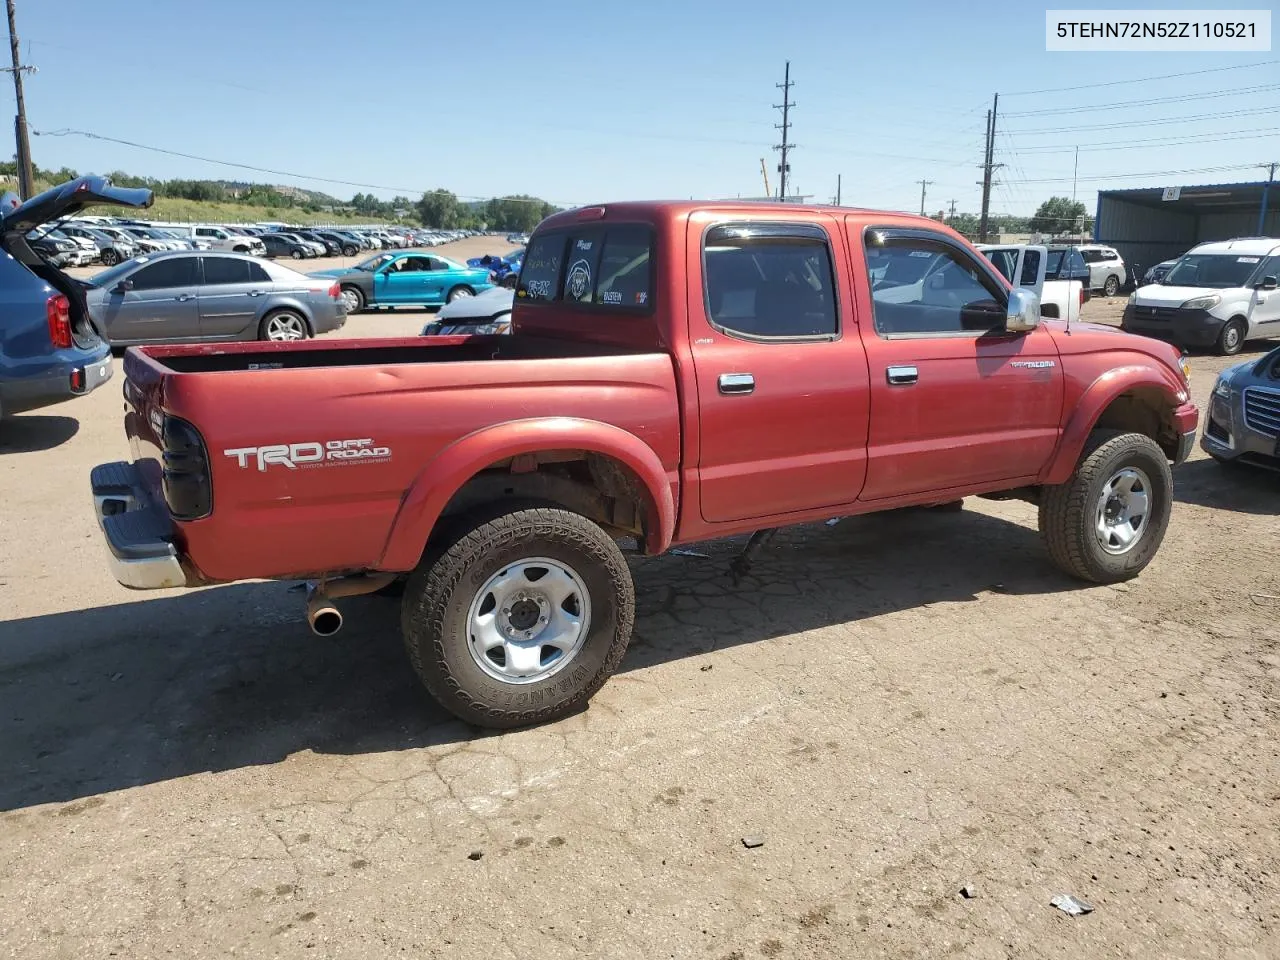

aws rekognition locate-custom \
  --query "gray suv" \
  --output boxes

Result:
[83,251,348,344]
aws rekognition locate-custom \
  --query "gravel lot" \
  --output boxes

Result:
[2,248,1277,959]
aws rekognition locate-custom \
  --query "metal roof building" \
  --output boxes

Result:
[1095,180,1278,275]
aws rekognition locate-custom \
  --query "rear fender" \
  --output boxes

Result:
[1041,364,1187,484]
[377,417,676,570]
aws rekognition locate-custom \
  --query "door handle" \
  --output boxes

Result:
[718,373,755,395]
[887,365,918,385]
[247,290,265,297]
[175,294,193,302]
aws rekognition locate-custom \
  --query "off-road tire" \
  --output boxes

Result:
[402,504,635,729]
[1217,317,1246,356]
[1038,430,1172,584]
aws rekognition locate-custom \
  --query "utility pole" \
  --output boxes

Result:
[1259,161,1277,235]
[947,199,958,219]
[977,93,1002,242]
[917,179,934,216]
[3,0,34,199]
[835,173,841,206]
[1071,145,1079,203]
[773,61,794,202]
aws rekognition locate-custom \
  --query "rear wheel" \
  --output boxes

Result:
[446,285,474,304]
[340,285,365,313]
[1217,317,1246,356]
[1103,275,1119,297]
[402,505,634,728]
[1038,430,1172,583]
[260,310,310,342]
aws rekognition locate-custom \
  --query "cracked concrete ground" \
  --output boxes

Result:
[1,285,1277,959]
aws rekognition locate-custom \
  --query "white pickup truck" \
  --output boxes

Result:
[978,244,1087,325]
[178,225,267,256]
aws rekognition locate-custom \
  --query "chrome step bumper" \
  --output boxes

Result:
[90,461,189,590]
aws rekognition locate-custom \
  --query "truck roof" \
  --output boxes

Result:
[536,200,946,231]
[1187,237,1280,257]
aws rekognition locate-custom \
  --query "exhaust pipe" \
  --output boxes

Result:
[304,573,398,637]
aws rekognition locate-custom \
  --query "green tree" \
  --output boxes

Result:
[1030,197,1087,234]
[417,189,460,228]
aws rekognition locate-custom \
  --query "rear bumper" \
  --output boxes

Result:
[90,461,190,590]
[0,344,113,416]
[1121,305,1221,348]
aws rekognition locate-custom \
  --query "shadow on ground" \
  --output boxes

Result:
[1,505,1082,811]
[0,415,80,454]
[1174,457,1279,515]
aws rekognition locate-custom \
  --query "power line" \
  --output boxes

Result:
[1001,58,1278,97]
[1007,126,1280,155]
[1005,104,1280,135]
[1002,162,1260,185]
[1002,82,1280,118]
[30,128,575,205]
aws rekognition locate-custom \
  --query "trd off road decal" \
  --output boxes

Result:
[223,438,392,472]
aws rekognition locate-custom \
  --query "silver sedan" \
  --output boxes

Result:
[83,251,347,345]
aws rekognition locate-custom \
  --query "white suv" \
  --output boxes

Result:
[1122,237,1280,356]
[1077,244,1127,297]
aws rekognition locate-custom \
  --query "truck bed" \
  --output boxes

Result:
[145,332,649,373]
[122,334,682,583]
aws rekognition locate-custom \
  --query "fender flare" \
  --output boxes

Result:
[1041,364,1186,485]
[377,417,676,570]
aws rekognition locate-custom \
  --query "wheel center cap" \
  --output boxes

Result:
[509,598,541,632]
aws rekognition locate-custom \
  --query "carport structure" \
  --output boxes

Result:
[1095,179,1279,278]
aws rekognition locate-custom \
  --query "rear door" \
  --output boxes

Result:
[687,214,871,523]
[980,245,1047,301]
[198,256,273,338]
[97,256,200,343]
[853,224,1063,500]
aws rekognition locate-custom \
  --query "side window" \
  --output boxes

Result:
[984,249,1017,283]
[247,261,271,283]
[865,235,1005,336]
[595,225,652,308]
[426,258,449,271]
[704,223,838,339]
[1079,249,1099,263]
[1019,248,1042,286]
[201,257,252,285]
[1102,250,1119,261]
[563,231,604,304]
[1068,249,1088,277]
[130,257,199,291]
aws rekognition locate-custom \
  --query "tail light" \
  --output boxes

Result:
[162,415,213,520]
[328,282,341,299]
[46,294,72,348]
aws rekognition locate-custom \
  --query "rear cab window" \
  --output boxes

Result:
[516,224,654,310]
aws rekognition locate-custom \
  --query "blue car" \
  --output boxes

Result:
[310,252,494,314]
[467,247,525,288]
[0,177,153,419]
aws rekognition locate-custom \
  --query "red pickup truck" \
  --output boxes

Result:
[91,202,1198,728]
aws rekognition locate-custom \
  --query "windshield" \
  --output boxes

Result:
[354,253,394,271]
[1163,254,1262,288]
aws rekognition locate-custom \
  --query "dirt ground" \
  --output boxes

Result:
[1,250,1277,959]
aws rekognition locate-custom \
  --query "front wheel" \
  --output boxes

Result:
[1217,317,1246,356]
[100,249,120,266]
[401,505,635,729]
[1038,430,1172,584]
[446,285,474,304]
[343,245,358,257]
[290,249,303,260]
[1103,275,1119,297]
[340,286,365,313]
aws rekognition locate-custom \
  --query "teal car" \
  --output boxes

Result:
[310,252,494,314]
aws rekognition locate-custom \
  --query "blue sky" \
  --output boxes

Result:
[9,0,1279,215]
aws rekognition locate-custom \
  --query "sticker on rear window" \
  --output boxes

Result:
[1237,256,1261,263]
[908,250,933,258]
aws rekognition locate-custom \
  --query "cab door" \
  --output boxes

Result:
[687,214,871,524]
[853,224,1063,500]
[97,256,201,343]
[379,255,432,304]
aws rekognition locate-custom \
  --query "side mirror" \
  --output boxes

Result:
[1006,287,1041,333]
[114,279,134,294]
[1256,276,1278,291]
